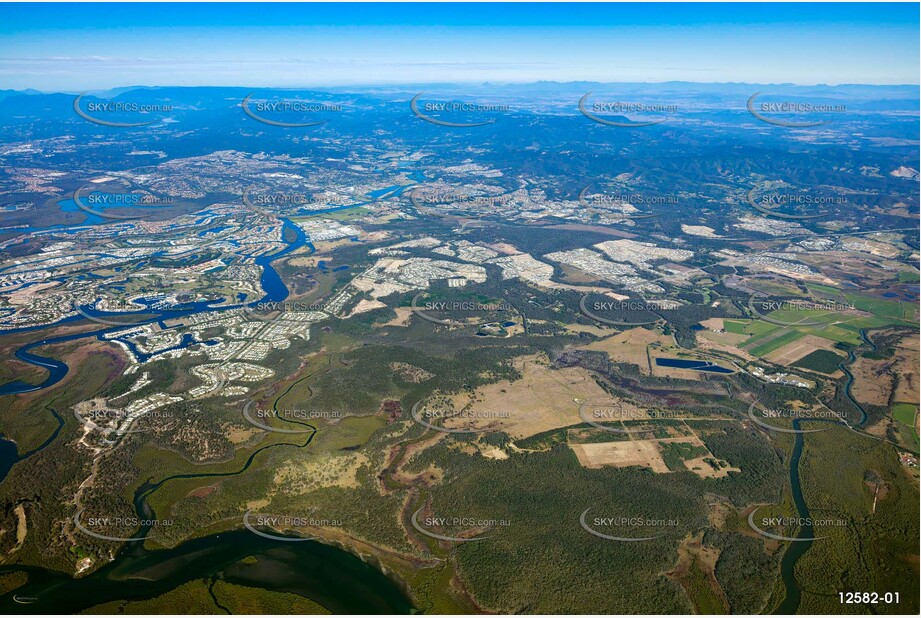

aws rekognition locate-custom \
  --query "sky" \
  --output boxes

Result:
[0,3,918,91]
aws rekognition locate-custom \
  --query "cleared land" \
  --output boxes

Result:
[378,307,414,327]
[580,326,668,375]
[892,334,920,404]
[683,456,739,479]
[569,424,735,479]
[571,440,669,473]
[447,354,610,439]
[850,356,895,406]
[849,333,919,408]
[580,326,731,379]
[666,533,729,614]
[762,334,843,367]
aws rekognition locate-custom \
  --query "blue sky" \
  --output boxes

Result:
[0,3,918,90]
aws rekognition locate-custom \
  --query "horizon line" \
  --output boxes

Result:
[13,80,921,95]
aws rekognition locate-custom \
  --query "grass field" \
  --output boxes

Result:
[896,423,920,453]
[732,292,912,359]
[723,320,747,335]
[892,403,918,427]
[747,330,804,357]
[801,285,918,324]
[845,293,917,322]
[806,283,845,296]
[892,402,920,452]
[723,318,776,341]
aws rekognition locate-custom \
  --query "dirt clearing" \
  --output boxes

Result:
[570,440,669,473]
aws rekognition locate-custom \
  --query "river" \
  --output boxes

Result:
[0,529,412,614]
[773,327,876,615]
[0,216,415,613]
[0,219,312,395]
[773,418,814,615]
[0,368,413,614]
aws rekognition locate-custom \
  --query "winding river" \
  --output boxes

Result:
[773,418,815,615]
[0,216,415,613]
[0,420,413,614]
[0,375,413,614]
[0,219,312,396]
[773,329,882,613]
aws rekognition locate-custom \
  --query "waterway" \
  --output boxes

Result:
[836,329,876,427]
[654,357,734,374]
[0,188,423,613]
[0,375,412,614]
[0,219,311,395]
[773,326,881,617]
[0,529,412,614]
[0,438,18,484]
[0,407,65,483]
[773,418,814,615]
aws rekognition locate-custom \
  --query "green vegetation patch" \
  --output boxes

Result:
[681,554,727,614]
[738,323,782,348]
[81,578,330,615]
[747,330,804,357]
[792,426,920,613]
[660,441,710,471]
[845,293,913,322]
[723,320,747,335]
[892,403,917,427]
[792,349,843,374]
